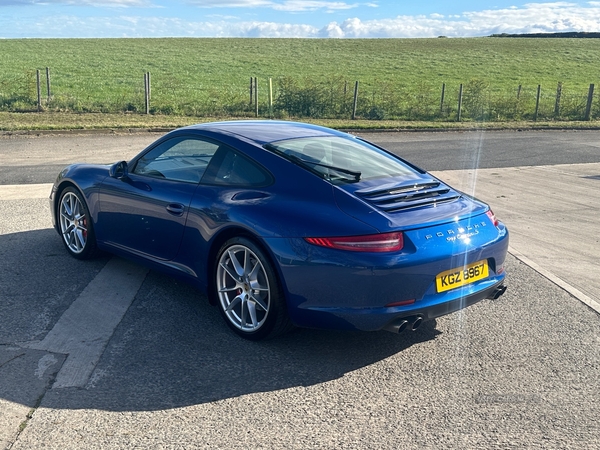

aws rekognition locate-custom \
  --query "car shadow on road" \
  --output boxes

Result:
[0,229,440,412]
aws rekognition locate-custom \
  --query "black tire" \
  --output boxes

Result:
[215,237,293,340]
[57,186,98,260]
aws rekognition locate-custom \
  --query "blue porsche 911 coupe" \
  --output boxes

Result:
[50,120,508,340]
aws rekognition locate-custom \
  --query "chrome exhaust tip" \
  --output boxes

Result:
[383,319,409,334]
[410,315,424,331]
[383,315,424,334]
[489,285,507,300]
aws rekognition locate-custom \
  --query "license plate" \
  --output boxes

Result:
[436,260,489,293]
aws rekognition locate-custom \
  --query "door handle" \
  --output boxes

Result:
[166,203,185,216]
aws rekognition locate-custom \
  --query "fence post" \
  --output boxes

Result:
[352,81,359,120]
[440,83,446,113]
[46,67,51,101]
[584,84,595,121]
[36,69,41,112]
[457,84,463,122]
[144,72,150,114]
[517,85,522,99]
[534,85,541,121]
[254,77,259,118]
[250,77,253,106]
[554,82,562,117]
[268,78,273,117]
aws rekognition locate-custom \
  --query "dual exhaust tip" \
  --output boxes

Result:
[384,315,424,334]
[384,284,507,334]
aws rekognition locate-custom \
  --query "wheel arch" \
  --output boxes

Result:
[53,180,81,231]
[205,226,287,307]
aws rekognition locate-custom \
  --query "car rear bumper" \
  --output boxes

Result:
[286,274,506,332]
[380,280,506,333]
[263,224,509,332]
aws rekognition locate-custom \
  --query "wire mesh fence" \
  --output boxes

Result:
[1,69,598,122]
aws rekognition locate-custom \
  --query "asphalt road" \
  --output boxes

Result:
[2,129,600,184]
[362,129,600,170]
[1,130,599,449]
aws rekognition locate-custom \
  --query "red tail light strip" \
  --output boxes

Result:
[305,232,404,253]
[486,209,499,227]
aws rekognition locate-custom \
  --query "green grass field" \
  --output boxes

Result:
[1,38,599,124]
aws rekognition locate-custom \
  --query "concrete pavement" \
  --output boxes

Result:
[1,131,599,449]
[432,162,600,309]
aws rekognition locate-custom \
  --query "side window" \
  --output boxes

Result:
[132,137,220,183]
[201,147,272,187]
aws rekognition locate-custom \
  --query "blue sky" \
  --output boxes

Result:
[1,1,599,38]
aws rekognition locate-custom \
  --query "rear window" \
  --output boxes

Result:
[266,136,417,184]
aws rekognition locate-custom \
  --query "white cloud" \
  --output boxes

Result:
[273,1,359,12]
[317,2,600,38]
[2,1,600,38]
[205,14,241,20]
[186,0,361,11]
[319,21,344,38]
[0,14,320,37]
[460,2,600,35]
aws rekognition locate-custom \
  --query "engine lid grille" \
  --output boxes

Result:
[355,179,461,213]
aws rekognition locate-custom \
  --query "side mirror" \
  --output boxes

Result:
[109,161,129,179]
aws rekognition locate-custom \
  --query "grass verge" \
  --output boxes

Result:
[2,112,600,133]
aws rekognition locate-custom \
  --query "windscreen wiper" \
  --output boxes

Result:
[308,161,362,182]
[285,153,361,182]
[265,144,361,182]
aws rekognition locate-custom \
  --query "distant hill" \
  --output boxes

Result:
[490,32,600,38]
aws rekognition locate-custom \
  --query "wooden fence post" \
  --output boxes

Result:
[534,85,541,121]
[517,85,522,99]
[584,84,595,120]
[440,83,446,113]
[554,82,562,117]
[269,78,273,115]
[250,77,253,106]
[254,77,259,118]
[457,84,463,122]
[144,72,150,114]
[352,81,359,120]
[46,67,51,101]
[36,69,41,112]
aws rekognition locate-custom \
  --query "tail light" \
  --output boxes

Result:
[486,209,499,227]
[305,232,403,253]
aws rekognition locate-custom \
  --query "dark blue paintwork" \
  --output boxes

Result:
[50,121,508,332]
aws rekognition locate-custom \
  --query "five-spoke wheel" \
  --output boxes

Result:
[58,187,97,259]
[216,237,292,340]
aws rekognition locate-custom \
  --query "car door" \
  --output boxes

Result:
[98,135,220,261]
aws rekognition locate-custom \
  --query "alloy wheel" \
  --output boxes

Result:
[216,244,271,333]
[59,191,88,254]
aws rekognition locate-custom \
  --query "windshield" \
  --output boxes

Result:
[266,136,418,184]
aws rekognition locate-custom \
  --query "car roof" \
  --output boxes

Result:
[181,120,347,145]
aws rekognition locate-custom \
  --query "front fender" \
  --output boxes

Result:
[50,164,110,232]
